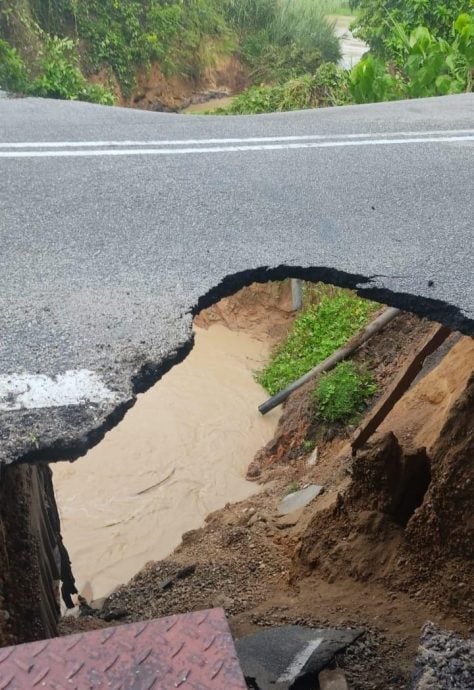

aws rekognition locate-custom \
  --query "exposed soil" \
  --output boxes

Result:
[195,280,296,344]
[59,293,474,689]
[104,54,249,112]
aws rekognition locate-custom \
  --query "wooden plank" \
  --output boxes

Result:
[351,324,451,454]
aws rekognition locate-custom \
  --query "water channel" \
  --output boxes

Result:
[53,325,280,601]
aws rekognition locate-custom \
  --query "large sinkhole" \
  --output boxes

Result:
[2,275,473,689]
[49,276,462,613]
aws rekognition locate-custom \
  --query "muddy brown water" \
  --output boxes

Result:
[52,325,280,601]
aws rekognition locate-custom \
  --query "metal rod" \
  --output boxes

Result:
[291,279,303,311]
[259,307,401,415]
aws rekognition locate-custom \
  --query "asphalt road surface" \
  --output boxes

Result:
[0,93,473,465]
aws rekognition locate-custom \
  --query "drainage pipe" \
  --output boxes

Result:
[259,306,401,415]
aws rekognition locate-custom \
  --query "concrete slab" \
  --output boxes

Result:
[279,485,324,515]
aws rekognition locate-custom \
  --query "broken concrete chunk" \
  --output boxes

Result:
[236,625,361,690]
[319,668,350,690]
[279,485,324,515]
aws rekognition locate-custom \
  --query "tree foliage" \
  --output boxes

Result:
[350,0,472,61]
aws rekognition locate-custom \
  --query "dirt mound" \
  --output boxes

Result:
[195,281,295,343]
[298,339,474,624]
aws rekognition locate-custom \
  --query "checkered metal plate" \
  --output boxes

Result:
[0,608,247,689]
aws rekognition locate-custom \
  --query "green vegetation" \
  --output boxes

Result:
[216,3,473,114]
[350,0,472,61]
[225,0,341,83]
[219,63,349,113]
[0,0,345,103]
[351,13,474,101]
[30,36,115,103]
[256,287,378,396]
[313,361,377,424]
[0,33,114,102]
[0,38,27,92]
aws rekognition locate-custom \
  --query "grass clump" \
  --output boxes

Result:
[225,0,342,83]
[256,288,378,395]
[313,361,377,424]
[217,63,350,113]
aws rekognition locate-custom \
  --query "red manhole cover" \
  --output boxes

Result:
[0,608,247,689]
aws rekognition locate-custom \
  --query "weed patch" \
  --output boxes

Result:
[313,361,377,424]
[256,288,378,395]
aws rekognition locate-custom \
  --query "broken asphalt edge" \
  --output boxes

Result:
[1,263,472,469]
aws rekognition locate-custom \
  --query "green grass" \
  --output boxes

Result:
[317,1,353,16]
[313,361,377,423]
[256,287,379,395]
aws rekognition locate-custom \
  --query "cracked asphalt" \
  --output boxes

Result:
[0,93,473,465]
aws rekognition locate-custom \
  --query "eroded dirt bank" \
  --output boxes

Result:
[111,55,248,112]
[60,299,473,689]
[0,463,74,644]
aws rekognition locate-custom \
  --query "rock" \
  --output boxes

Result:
[158,577,174,592]
[212,594,235,609]
[410,622,474,690]
[279,485,324,515]
[319,668,350,690]
[175,565,196,580]
[100,609,129,622]
[307,447,319,467]
[236,625,361,690]
[276,508,305,529]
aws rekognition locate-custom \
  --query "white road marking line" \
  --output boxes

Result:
[0,370,118,411]
[0,135,472,158]
[0,129,473,148]
[277,638,323,683]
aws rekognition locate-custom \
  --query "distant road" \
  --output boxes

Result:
[0,94,473,466]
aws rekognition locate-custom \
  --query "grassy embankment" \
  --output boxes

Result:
[0,0,345,104]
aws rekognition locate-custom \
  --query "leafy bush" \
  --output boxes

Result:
[218,63,350,113]
[0,38,27,91]
[257,289,378,395]
[242,37,325,83]
[350,0,471,61]
[351,13,474,102]
[313,361,377,424]
[30,36,115,103]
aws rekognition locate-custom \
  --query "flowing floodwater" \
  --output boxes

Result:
[52,325,280,602]
[330,15,368,69]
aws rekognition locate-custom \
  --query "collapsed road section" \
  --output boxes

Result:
[0,92,473,684]
[0,94,473,470]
